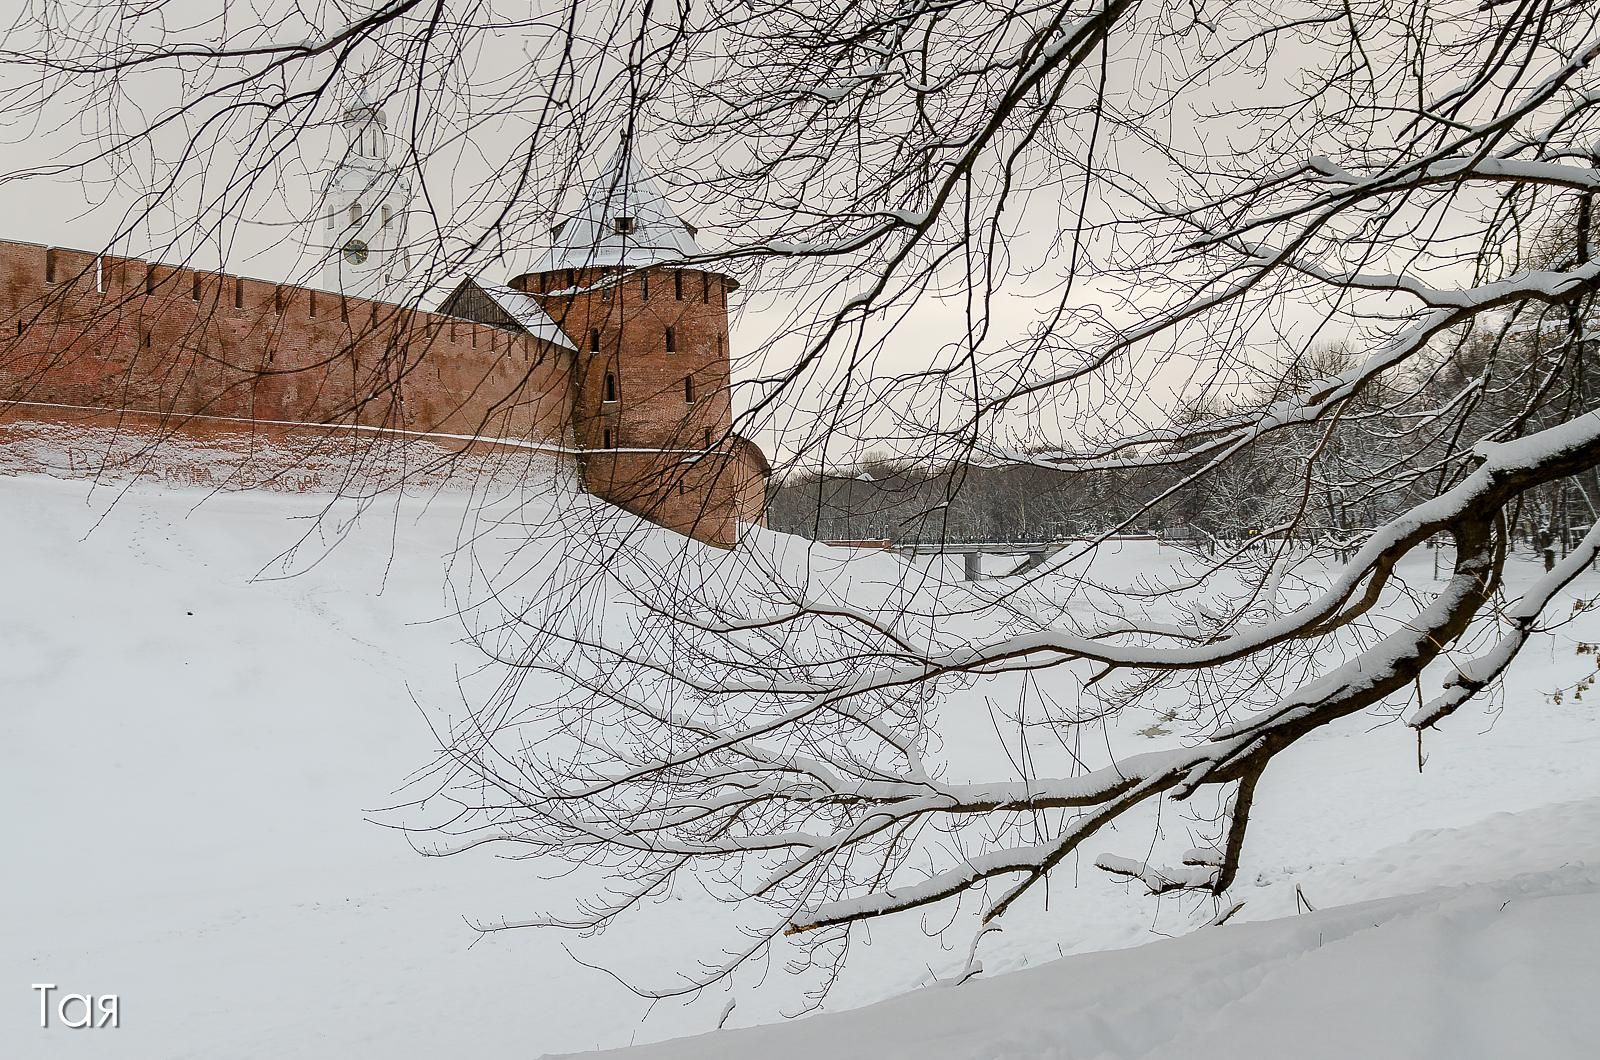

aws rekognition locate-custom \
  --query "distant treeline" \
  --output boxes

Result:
[767,460,1195,544]
[768,329,1600,557]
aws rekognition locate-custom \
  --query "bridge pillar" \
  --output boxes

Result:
[964,551,982,581]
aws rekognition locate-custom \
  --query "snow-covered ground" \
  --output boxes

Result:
[574,800,1600,1060]
[3,469,1598,1058]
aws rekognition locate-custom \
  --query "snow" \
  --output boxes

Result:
[523,144,711,275]
[1311,153,1600,193]
[572,827,1600,1059]
[461,277,578,349]
[3,464,1599,1057]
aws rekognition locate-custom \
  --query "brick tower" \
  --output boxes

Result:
[506,146,765,545]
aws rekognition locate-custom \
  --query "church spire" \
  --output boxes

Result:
[314,85,412,297]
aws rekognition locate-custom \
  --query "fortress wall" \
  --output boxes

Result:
[0,239,763,546]
[567,449,720,544]
[522,265,744,543]
[0,240,574,452]
[0,404,573,498]
[729,437,770,529]
[516,267,732,454]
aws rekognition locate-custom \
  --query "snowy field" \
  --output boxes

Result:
[4,469,1600,1058]
[580,801,1600,1059]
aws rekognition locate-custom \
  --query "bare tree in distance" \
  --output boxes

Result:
[9,0,1600,1014]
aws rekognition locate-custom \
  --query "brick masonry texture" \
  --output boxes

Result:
[512,264,762,545]
[0,406,565,497]
[0,239,768,546]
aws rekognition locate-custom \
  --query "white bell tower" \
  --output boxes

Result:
[316,88,411,298]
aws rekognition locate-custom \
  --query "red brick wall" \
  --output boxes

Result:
[0,404,565,495]
[512,264,755,545]
[0,238,766,546]
[0,240,573,448]
[729,436,770,529]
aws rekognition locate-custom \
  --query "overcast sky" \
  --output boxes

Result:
[0,0,1390,468]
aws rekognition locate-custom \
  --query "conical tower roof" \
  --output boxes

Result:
[343,85,386,124]
[524,144,716,277]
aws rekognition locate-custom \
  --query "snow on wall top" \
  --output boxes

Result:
[525,144,711,275]
[478,281,577,349]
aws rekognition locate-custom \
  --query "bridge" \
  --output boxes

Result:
[826,536,1166,580]
[825,539,1072,580]
[894,541,1067,580]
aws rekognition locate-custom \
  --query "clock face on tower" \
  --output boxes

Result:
[318,91,410,295]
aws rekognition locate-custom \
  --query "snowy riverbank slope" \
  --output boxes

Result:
[570,798,1600,1060]
[3,469,1598,1058]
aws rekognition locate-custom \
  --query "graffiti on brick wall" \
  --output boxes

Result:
[57,445,326,491]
